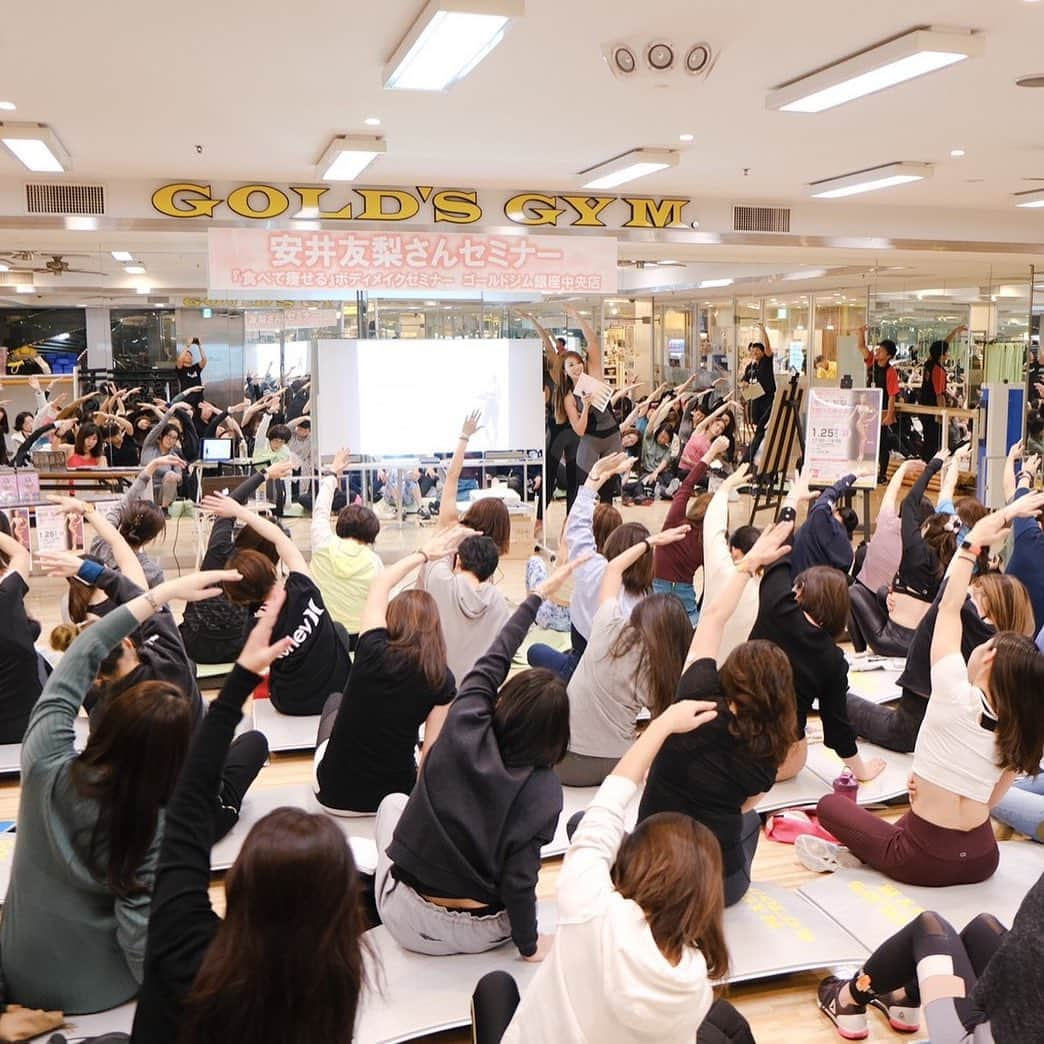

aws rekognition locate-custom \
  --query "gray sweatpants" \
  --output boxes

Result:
[374,793,513,956]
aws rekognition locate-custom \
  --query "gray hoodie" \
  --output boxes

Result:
[420,557,512,684]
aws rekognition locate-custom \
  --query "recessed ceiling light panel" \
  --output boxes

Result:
[111,251,133,262]
[578,147,678,190]
[384,0,523,91]
[807,161,932,198]
[0,122,70,172]
[316,134,386,181]
[768,27,983,112]
[1014,188,1044,208]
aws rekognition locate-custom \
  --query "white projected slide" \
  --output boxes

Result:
[314,339,545,455]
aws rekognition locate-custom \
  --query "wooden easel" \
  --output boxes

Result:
[748,375,806,525]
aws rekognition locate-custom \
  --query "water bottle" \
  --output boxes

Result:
[833,768,859,802]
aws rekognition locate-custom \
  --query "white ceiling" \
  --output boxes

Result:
[0,0,1041,204]
[1,0,1044,302]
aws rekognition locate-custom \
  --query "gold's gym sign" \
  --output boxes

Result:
[151,183,696,230]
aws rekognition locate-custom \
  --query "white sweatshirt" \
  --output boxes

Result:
[502,775,713,1044]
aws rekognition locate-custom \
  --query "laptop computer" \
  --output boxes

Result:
[201,438,233,462]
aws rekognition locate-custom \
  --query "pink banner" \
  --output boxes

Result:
[208,228,618,297]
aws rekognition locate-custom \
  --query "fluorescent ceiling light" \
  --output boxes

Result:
[1014,188,1044,208]
[699,278,734,289]
[579,148,678,190]
[0,102,15,112]
[0,264,7,272]
[136,286,151,295]
[767,28,982,113]
[124,264,146,274]
[0,122,71,172]
[15,285,33,293]
[384,0,523,91]
[808,162,932,198]
[111,250,133,262]
[783,268,828,280]
[316,134,386,181]
[364,116,381,126]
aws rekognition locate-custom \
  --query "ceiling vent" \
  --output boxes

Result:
[733,205,791,233]
[25,183,105,216]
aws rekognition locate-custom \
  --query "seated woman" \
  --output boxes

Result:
[471,699,754,1044]
[750,541,885,784]
[559,525,693,787]
[0,569,237,1015]
[528,453,650,680]
[314,528,461,815]
[651,435,730,623]
[640,522,798,906]
[678,399,736,473]
[854,460,923,594]
[434,410,511,554]
[789,471,861,576]
[202,491,351,716]
[180,463,290,664]
[801,498,1044,885]
[87,453,181,588]
[374,557,581,962]
[847,573,1034,753]
[848,450,958,657]
[66,421,107,468]
[817,870,1044,1042]
[131,587,371,1044]
[0,522,49,744]
[311,447,383,649]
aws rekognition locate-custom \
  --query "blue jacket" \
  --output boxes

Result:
[791,474,856,577]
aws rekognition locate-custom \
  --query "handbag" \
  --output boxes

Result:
[740,379,765,402]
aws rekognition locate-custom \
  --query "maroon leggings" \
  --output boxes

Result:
[816,795,999,887]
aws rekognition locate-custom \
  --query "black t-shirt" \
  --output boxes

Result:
[107,438,140,467]
[749,558,858,759]
[638,659,776,876]
[0,573,46,743]
[269,572,351,715]
[316,628,456,813]
[176,363,203,392]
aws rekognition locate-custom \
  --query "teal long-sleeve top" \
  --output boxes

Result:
[0,605,163,1014]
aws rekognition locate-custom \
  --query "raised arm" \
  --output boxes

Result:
[201,492,306,573]
[567,453,634,563]
[599,525,689,606]
[359,526,473,634]
[311,450,347,552]
[556,698,718,925]
[48,494,148,590]
[0,530,29,583]
[902,451,946,547]
[758,323,773,356]
[1004,441,1024,505]
[438,411,482,530]
[881,458,920,515]
[686,521,792,665]
[566,305,602,376]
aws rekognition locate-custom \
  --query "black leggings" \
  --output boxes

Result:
[846,687,927,753]
[213,729,270,840]
[471,971,754,1044]
[849,910,1005,1038]
[847,583,915,657]
[546,421,580,515]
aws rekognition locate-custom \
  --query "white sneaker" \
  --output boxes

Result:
[795,834,863,873]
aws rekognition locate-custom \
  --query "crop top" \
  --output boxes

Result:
[913,652,1004,805]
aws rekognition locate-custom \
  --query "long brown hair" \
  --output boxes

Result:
[603,522,653,595]
[592,504,623,554]
[971,574,1034,636]
[921,513,958,579]
[719,640,798,767]
[686,491,713,525]
[985,632,1044,775]
[460,498,511,554]
[69,680,194,896]
[553,350,586,423]
[610,594,691,718]
[385,589,449,691]
[612,813,727,975]
[180,809,370,1044]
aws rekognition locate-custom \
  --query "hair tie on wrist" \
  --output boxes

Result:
[458,433,470,441]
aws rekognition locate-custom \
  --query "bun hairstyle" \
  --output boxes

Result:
[50,622,82,652]
[116,500,166,549]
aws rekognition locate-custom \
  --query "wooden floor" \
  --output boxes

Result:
[10,487,1028,1044]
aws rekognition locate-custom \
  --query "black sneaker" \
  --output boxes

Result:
[818,976,868,1040]
[868,991,921,1033]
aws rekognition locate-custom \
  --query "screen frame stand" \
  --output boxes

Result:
[748,374,806,526]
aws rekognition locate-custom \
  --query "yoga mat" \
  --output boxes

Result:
[798,841,1044,953]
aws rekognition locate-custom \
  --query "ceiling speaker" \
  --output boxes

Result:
[602,39,715,82]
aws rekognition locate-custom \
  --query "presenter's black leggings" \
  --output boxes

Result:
[546,421,580,515]
[471,972,755,1044]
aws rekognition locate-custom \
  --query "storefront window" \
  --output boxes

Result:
[0,308,86,374]
[811,290,868,387]
[111,309,176,371]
